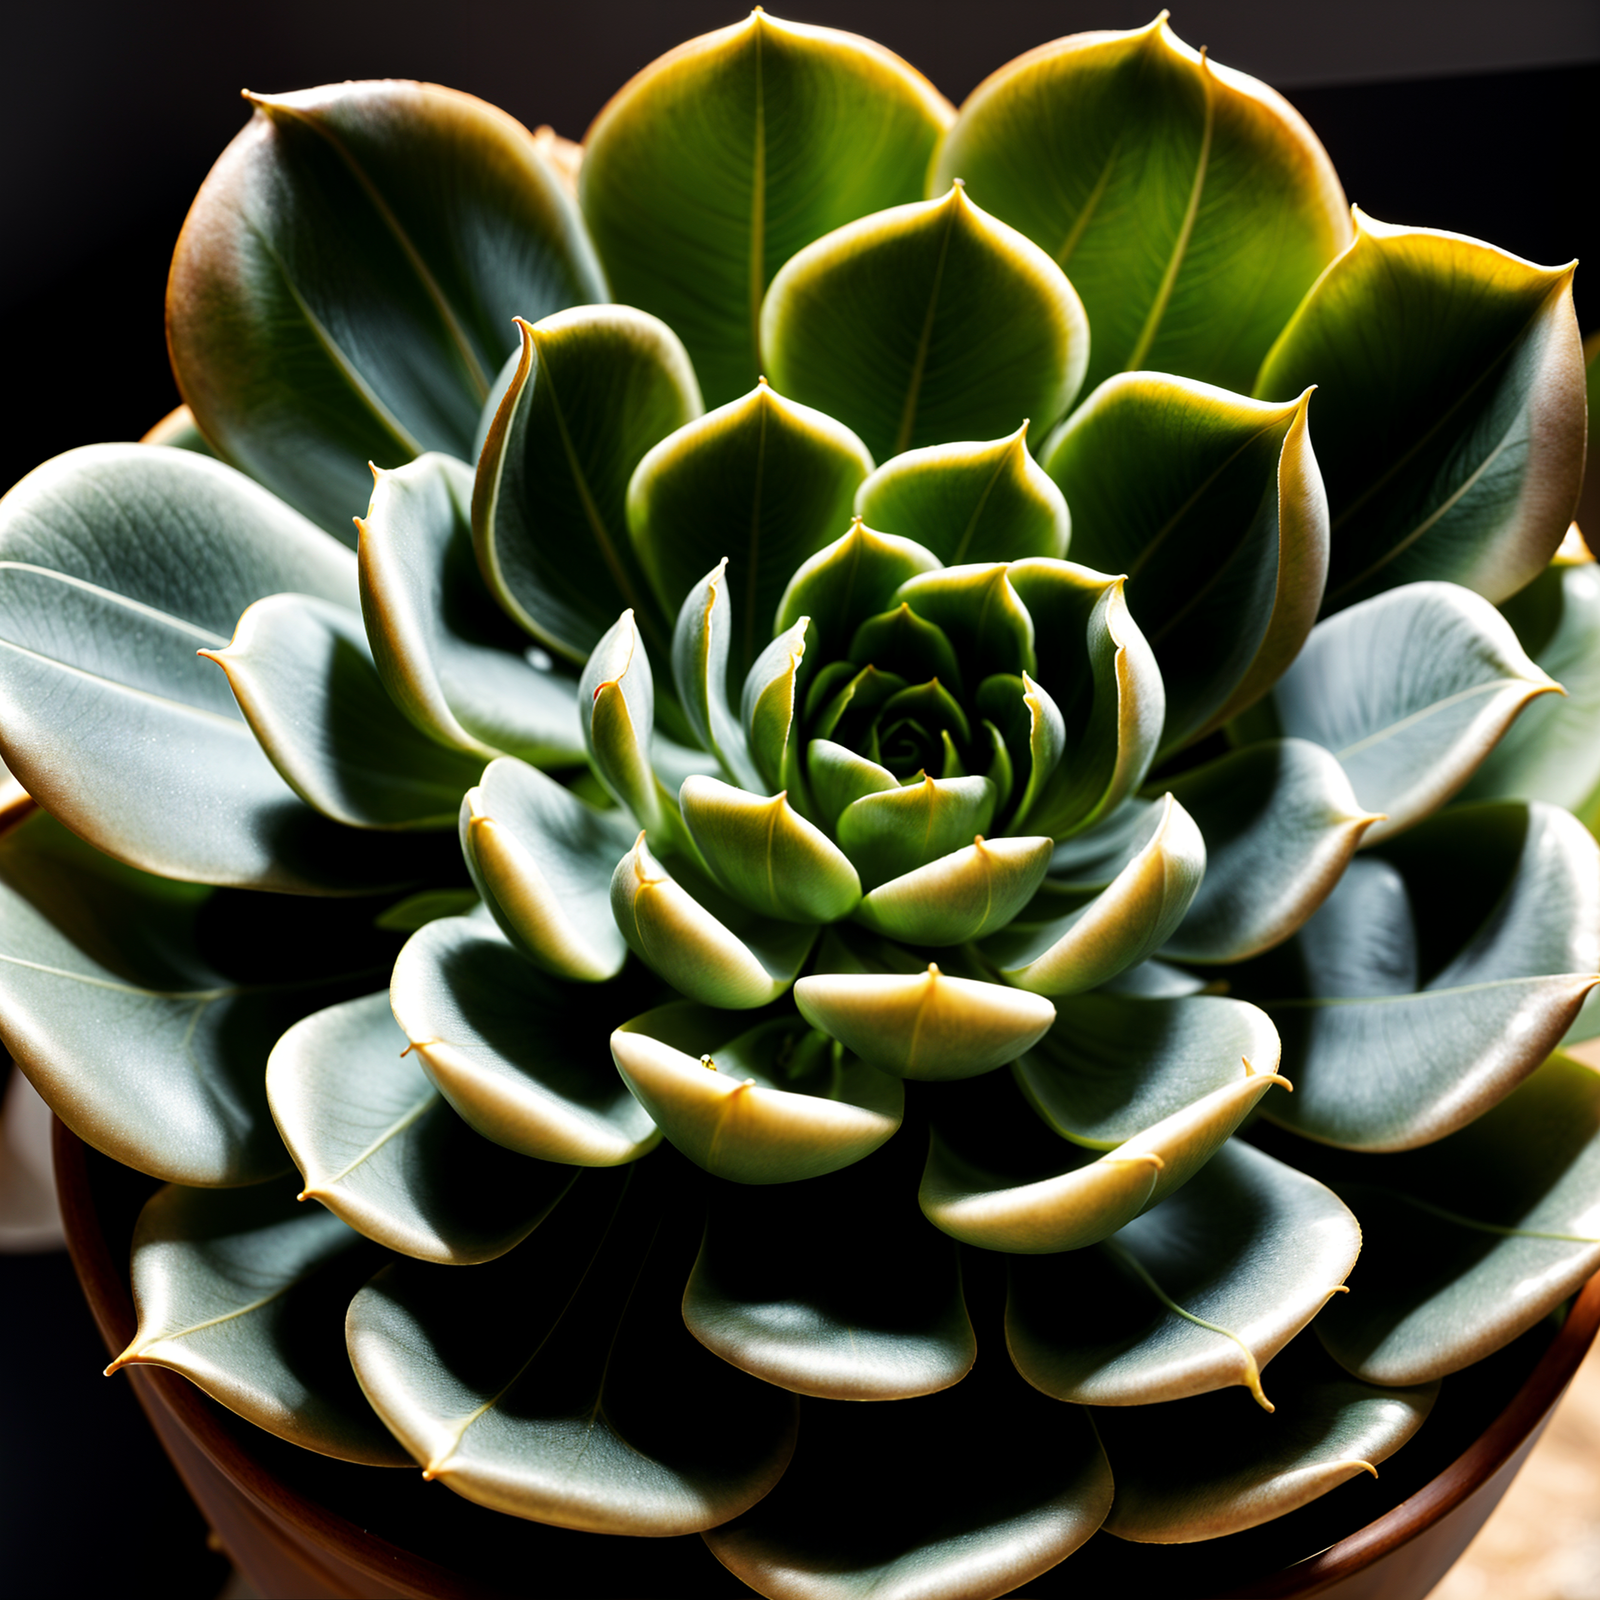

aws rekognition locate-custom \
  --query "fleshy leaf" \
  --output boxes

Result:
[762,184,1089,463]
[853,424,1070,565]
[628,381,873,682]
[610,833,816,1009]
[1041,374,1324,751]
[347,1158,799,1532]
[168,80,605,536]
[853,834,1053,946]
[705,1353,1110,1600]
[472,307,702,664]
[579,10,953,407]
[358,452,586,765]
[610,1004,902,1184]
[1256,212,1585,612]
[267,991,578,1265]
[1010,1141,1357,1408]
[1096,1335,1436,1542]
[203,594,486,829]
[892,563,1036,681]
[670,560,762,791]
[1301,1051,1600,1383]
[1266,581,1559,843]
[108,1179,408,1467]
[835,773,996,890]
[578,610,662,831]
[460,758,634,983]
[1239,801,1600,1149]
[987,793,1205,994]
[794,966,1054,1082]
[805,739,899,832]
[679,775,860,923]
[682,1135,972,1399]
[742,617,811,796]
[0,810,393,1185]
[389,911,661,1165]
[934,16,1351,397]
[1161,739,1377,963]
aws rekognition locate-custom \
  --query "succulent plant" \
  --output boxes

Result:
[2,12,1598,1597]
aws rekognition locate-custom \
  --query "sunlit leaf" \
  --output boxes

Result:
[854,834,1052,946]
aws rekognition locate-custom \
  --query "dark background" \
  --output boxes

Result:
[1,3,1597,1596]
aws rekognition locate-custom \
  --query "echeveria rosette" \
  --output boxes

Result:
[0,13,1594,1600]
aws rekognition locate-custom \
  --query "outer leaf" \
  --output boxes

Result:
[1305,1051,1600,1383]
[628,382,873,682]
[472,307,702,664]
[0,810,392,1185]
[1241,802,1600,1149]
[267,992,576,1264]
[1160,739,1377,963]
[204,594,486,829]
[1096,1335,1437,1542]
[705,1355,1110,1600]
[169,80,605,536]
[934,15,1351,395]
[580,11,952,407]
[578,610,662,831]
[357,452,585,765]
[987,792,1205,994]
[669,560,762,792]
[460,758,634,983]
[762,184,1089,463]
[347,1158,799,1532]
[1010,1141,1358,1407]
[1040,375,1324,751]
[794,966,1055,1082]
[609,1004,902,1184]
[1256,213,1585,612]
[1267,581,1559,843]
[853,834,1053,946]
[389,911,660,1165]
[682,1135,972,1399]
[109,1179,408,1466]
[0,446,424,892]
[854,424,1070,565]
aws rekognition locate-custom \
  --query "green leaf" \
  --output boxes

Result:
[1304,1051,1600,1384]
[774,519,943,664]
[762,184,1089,463]
[609,1004,902,1184]
[460,758,634,983]
[203,593,486,829]
[670,560,762,791]
[853,423,1070,565]
[835,773,996,890]
[794,965,1054,1082]
[741,616,810,795]
[579,10,952,407]
[357,452,586,765]
[805,738,899,832]
[987,792,1205,993]
[1267,581,1559,843]
[389,911,661,1164]
[1015,988,1280,1149]
[847,604,966,696]
[578,609,662,831]
[141,404,218,457]
[0,446,423,892]
[1095,1334,1437,1542]
[168,80,605,537]
[472,308,702,664]
[1040,375,1324,752]
[0,810,393,1185]
[704,1351,1110,1600]
[1240,802,1600,1149]
[893,562,1036,681]
[1160,739,1377,963]
[933,15,1352,396]
[267,991,578,1265]
[627,381,873,684]
[1009,1141,1358,1406]
[680,775,860,923]
[372,887,479,932]
[1256,212,1586,613]
[854,834,1053,946]
[109,1179,408,1467]
[346,1157,799,1532]
[609,832,816,1009]
[682,1135,972,1398]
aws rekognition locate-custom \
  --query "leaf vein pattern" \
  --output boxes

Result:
[1333,679,1543,762]
[893,202,959,456]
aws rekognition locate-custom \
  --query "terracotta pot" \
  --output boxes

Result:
[55,1121,1600,1600]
